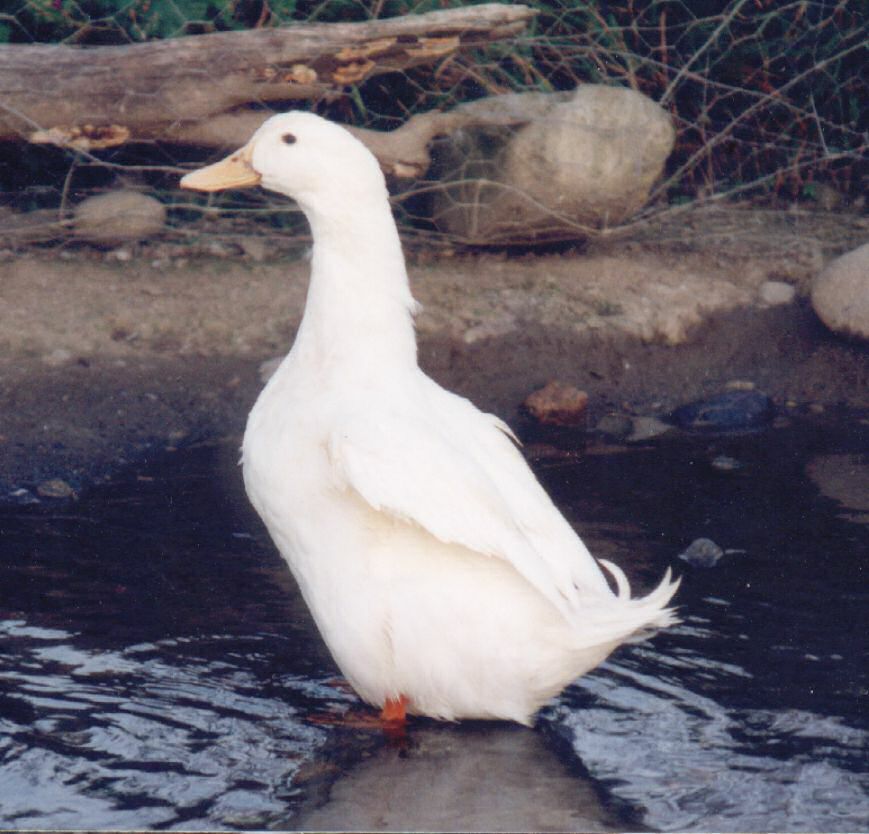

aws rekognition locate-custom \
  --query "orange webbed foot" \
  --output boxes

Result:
[309,694,411,741]
[379,694,409,724]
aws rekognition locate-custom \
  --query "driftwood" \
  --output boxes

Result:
[0,4,534,152]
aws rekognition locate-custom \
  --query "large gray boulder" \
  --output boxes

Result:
[431,85,674,245]
[811,242,869,341]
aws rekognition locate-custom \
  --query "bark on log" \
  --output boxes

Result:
[0,4,534,148]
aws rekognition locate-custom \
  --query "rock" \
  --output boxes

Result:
[711,454,744,472]
[678,538,724,567]
[522,380,588,428]
[594,412,633,440]
[811,243,869,341]
[7,487,39,505]
[758,280,796,306]
[432,85,675,244]
[669,390,775,431]
[627,416,674,443]
[462,313,517,344]
[36,478,76,499]
[806,182,847,211]
[724,379,756,391]
[74,190,166,246]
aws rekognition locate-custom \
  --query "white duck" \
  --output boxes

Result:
[181,112,678,726]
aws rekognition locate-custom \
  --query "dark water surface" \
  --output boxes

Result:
[0,415,866,831]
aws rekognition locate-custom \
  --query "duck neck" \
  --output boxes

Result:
[292,198,419,376]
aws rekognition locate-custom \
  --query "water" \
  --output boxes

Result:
[0,416,866,831]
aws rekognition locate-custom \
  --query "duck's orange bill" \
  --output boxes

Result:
[180,143,261,192]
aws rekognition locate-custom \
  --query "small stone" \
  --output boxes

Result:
[522,380,588,428]
[462,314,517,344]
[595,412,633,439]
[627,416,673,442]
[711,455,743,472]
[42,348,73,366]
[678,538,724,567]
[758,280,796,306]
[74,190,166,246]
[36,478,76,499]
[8,487,39,505]
[206,241,233,258]
[811,243,869,341]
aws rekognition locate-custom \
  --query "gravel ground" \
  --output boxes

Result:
[1,207,866,500]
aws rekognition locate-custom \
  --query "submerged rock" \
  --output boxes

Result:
[627,416,674,443]
[678,538,725,567]
[594,413,634,440]
[669,390,775,431]
[36,478,76,499]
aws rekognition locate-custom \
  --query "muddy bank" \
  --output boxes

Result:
[1,229,866,498]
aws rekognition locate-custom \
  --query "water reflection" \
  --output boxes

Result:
[294,724,623,833]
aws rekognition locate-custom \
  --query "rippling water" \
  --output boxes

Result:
[0,416,866,831]
[540,416,868,831]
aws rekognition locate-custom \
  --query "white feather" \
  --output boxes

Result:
[188,111,680,725]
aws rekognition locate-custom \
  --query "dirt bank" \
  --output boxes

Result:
[1,205,866,498]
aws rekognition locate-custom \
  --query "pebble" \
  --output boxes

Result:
[42,348,73,367]
[711,455,744,472]
[678,537,725,567]
[627,416,673,442]
[758,280,796,306]
[522,380,588,428]
[594,413,633,440]
[36,478,76,499]
[7,487,39,505]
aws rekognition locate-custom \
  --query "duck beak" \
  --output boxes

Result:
[180,142,261,192]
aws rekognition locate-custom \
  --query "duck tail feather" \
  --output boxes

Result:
[598,558,631,600]
[575,564,681,645]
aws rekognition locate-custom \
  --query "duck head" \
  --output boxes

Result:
[180,111,388,215]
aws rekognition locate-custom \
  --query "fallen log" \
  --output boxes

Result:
[0,4,534,149]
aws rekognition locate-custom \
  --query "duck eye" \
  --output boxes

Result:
[281,133,297,145]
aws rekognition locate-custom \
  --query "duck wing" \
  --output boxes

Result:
[327,376,660,626]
